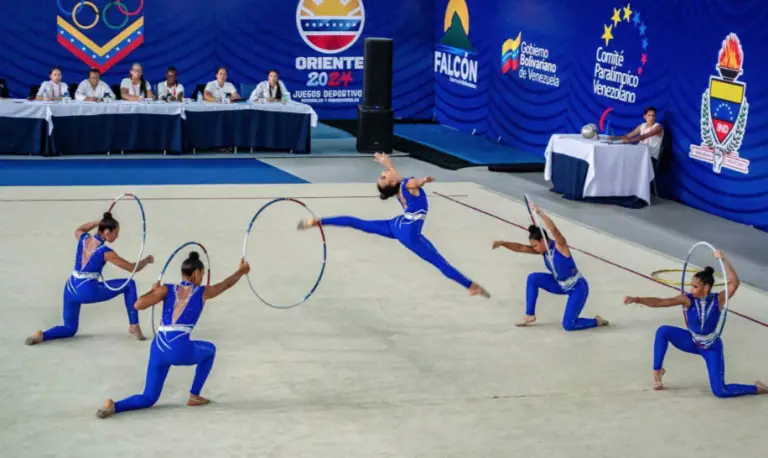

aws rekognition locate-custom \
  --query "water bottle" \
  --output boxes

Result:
[197,91,203,103]
[41,87,49,101]
[282,92,289,104]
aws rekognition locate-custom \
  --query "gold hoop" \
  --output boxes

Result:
[72,1,100,30]
[650,268,725,287]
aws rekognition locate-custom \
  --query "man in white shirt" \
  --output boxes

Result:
[249,70,290,103]
[75,68,116,102]
[156,66,184,102]
[204,67,240,102]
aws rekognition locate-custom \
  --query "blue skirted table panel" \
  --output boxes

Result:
[0,117,47,155]
[183,110,311,153]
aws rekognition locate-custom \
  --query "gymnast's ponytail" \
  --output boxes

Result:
[98,212,119,233]
[181,251,205,277]
[527,224,548,242]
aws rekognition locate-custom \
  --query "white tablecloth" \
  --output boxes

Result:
[183,100,319,127]
[545,134,654,203]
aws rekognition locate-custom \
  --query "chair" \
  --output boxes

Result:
[651,144,664,197]
[28,84,41,100]
[68,83,78,98]
[240,83,256,100]
[110,84,122,100]
[0,78,8,98]
[191,84,206,100]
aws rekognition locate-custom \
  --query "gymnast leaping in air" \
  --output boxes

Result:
[492,201,608,330]
[96,253,250,418]
[25,212,154,345]
[623,250,768,396]
[297,152,490,297]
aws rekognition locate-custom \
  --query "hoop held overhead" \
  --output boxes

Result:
[102,193,146,292]
[680,241,729,348]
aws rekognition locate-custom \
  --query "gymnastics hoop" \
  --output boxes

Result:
[242,198,327,309]
[116,0,144,16]
[58,0,85,17]
[71,1,100,30]
[650,268,725,287]
[101,193,147,292]
[153,241,212,337]
[680,241,729,347]
[102,2,131,30]
[524,193,558,278]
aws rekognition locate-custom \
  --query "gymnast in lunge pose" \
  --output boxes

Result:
[25,212,154,345]
[492,201,608,330]
[96,253,250,418]
[623,251,768,396]
[297,153,489,297]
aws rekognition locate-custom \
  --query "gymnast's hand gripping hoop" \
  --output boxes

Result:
[524,194,558,278]
[102,193,147,292]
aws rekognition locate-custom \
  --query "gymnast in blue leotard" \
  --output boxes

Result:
[297,153,489,298]
[624,250,768,396]
[96,253,250,418]
[25,212,154,345]
[492,201,609,330]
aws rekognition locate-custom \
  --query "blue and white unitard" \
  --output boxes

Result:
[653,292,757,398]
[319,178,473,289]
[114,281,216,413]
[42,233,138,341]
[526,240,597,330]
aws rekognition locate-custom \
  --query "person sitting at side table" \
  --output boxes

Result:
[204,67,240,102]
[156,66,184,102]
[37,66,70,101]
[249,69,290,103]
[75,68,116,102]
[120,62,153,101]
[610,106,664,166]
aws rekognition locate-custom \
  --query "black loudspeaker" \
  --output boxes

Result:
[362,38,393,109]
[357,105,393,153]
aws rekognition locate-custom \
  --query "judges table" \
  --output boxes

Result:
[0,99,318,155]
[544,134,654,208]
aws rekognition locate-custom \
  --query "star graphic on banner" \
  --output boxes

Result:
[633,11,641,25]
[638,66,643,75]
[612,8,622,26]
[642,38,648,50]
[639,23,646,36]
[641,53,648,65]
[602,24,614,45]
[623,3,633,21]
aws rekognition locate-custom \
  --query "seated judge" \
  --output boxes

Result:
[204,67,240,102]
[120,62,153,101]
[75,68,116,102]
[249,69,290,103]
[36,66,70,101]
[156,66,184,102]
[610,106,664,163]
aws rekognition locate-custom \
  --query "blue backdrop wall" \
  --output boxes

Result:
[0,0,434,120]
[433,0,768,231]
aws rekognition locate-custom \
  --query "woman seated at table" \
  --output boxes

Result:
[36,66,69,101]
[610,106,664,163]
[248,69,290,103]
[156,66,184,102]
[75,69,116,102]
[204,67,240,102]
[120,63,153,101]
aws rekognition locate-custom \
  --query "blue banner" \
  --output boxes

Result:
[433,0,768,231]
[0,0,434,120]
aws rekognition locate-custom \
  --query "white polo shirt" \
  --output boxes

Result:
[249,80,290,101]
[157,81,185,99]
[120,78,152,97]
[639,122,664,160]
[205,80,237,101]
[37,81,70,98]
[75,80,115,101]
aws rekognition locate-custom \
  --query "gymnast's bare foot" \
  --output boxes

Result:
[595,315,610,326]
[756,381,768,394]
[516,315,536,327]
[96,399,115,419]
[297,217,317,230]
[188,394,211,406]
[25,330,43,346]
[653,369,666,390]
[468,283,490,298]
[129,324,146,341]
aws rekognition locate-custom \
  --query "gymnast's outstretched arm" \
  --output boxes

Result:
[203,259,250,300]
[530,203,569,256]
[715,250,739,305]
[492,241,537,254]
[134,283,168,310]
[624,294,691,309]
[105,251,154,273]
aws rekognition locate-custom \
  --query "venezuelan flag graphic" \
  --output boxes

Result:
[501,32,521,74]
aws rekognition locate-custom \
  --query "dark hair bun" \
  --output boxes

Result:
[188,251,200,261]
[102,211,113,220]
[528,224,537,234]
[703,266,715,275]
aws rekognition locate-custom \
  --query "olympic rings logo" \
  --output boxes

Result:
[58,0,144,31]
